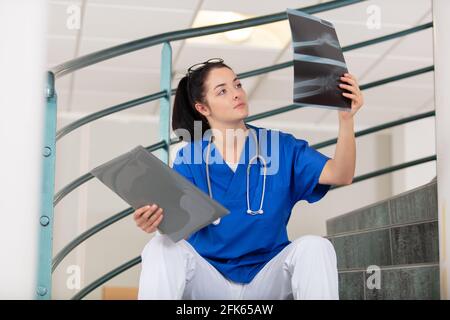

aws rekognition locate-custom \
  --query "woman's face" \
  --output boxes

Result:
[195,67,249,126]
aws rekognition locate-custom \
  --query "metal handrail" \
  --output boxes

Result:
[52,207,133,272]
[331,155,437,190]
[71,154,437,300]
[55,22,433,141]
[56,91,166,141]
[239,21,433,78]
[71,256,141,300]
[311,110,435,149]
[53,140,167,206]
[52,65,434,207]
[51,0,366,78]
[342,22,432,52]
[244,63,433,122]
[52,110,436,272]
[359,66,434,90]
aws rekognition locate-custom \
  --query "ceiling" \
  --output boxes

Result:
[47,0,434,131]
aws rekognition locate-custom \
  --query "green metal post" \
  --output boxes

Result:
[159,42,172,164]
[37,72,57,299]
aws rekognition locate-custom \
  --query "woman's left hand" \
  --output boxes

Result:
[338,73,364,120]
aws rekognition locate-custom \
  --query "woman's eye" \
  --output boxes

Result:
[218,89,226,95]
[236,83,242,88]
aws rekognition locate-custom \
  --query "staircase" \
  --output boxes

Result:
[326,180,440,299]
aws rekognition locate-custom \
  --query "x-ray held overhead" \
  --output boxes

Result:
[287,8,352,111]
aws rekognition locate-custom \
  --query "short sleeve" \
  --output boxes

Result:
[287,134,331,204]
[171,146,195,185]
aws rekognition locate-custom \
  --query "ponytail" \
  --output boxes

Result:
[172,76,209,142]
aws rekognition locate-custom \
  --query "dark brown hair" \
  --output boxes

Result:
[172,61,231,141]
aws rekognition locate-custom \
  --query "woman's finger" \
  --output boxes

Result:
[344,73,357,82]
[136,205,158,226]
[339,83,358,95]
[133,205,150,220]
[340,76,356,86]
[342,92,357,100]
[141,208,163,229]
[142,205,159,220]
[144,214,164,233]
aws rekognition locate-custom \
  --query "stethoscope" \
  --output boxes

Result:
[205,127,267,225]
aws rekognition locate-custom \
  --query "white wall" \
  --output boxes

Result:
[0,0,46,299]
[391,117,436,194]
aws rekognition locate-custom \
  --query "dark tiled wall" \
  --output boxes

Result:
[364,265,440,300]
[331,229,392,269]
[390,183,438,225]
[331,221,438,270]
[338,265,439,300]
[327,182,437,236]
[338,271,365,300]
[391,222,439,265]
[327,182,440,300]
[327,202,390,235]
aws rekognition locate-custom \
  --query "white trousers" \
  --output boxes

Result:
[138,231,339,300]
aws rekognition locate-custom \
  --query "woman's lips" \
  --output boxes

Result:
[234,102,246,109]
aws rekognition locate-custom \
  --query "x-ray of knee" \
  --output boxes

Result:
[287,8,351,111]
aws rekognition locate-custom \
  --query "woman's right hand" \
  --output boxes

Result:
[133,203,164,233]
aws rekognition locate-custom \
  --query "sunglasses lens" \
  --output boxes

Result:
[188,64,203,72]
[207,58,223,63]
[188,58,224,74]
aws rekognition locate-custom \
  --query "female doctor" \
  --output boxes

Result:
[134,58,364,300]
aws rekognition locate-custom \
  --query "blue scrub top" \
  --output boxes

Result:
[172,124,330,284]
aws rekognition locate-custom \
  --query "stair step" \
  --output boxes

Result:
[326,180,440,299]
[339,264,439,300]
[328,220,439,270]
[327,181,437,236]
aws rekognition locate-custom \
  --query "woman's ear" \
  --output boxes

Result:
[194,102,210,117]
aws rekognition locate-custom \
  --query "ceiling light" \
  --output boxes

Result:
[224,28,253,43]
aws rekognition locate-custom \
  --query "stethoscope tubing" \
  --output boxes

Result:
[205,127,267,225]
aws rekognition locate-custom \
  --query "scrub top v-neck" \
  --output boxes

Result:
[226,161,238,172]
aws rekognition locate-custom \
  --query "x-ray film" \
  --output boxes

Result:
[287,8,351,111]
[90,145,230,242]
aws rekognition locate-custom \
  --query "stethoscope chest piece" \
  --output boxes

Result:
[247,209,264,214]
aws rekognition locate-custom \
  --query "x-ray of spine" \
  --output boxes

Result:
[287,8,351,111]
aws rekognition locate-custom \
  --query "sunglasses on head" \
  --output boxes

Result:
[187,58,224,76]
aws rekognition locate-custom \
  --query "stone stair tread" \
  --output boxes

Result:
[327,181,437,236]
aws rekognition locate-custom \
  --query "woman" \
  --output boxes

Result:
[134,58,364,300]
